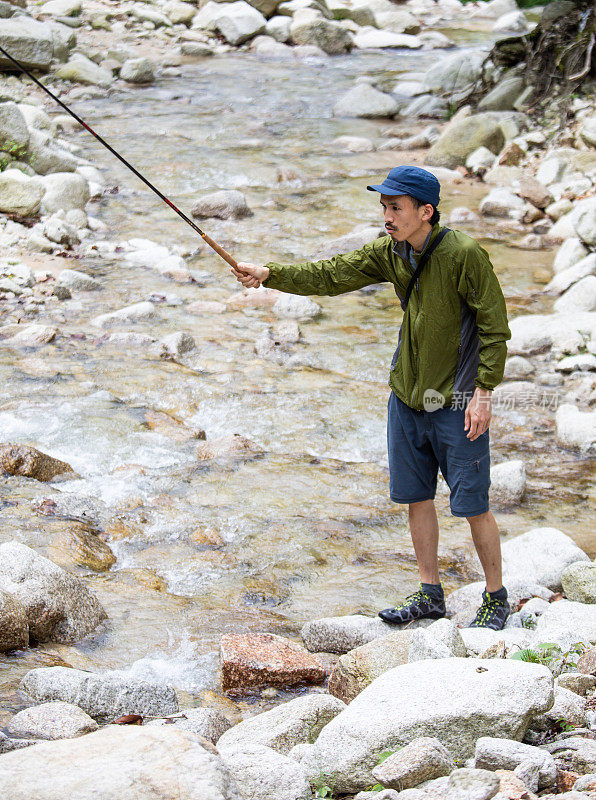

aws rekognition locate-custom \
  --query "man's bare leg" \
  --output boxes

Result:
[467,509,503,592]
[409,499,441,584]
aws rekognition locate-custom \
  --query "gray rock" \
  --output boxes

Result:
[374,9,420,33]
[272,294,321,321]
[371,736,455,790]
[423,49,485,95]
[146,708,232,743]
[466,146,496,171]
[212,0,267,44]
[574,773,596,792]
[0,169,44,216]
[546,253,596,295]
[26,128,78,175]
[478,75,525,111]
[535,598,596,642]
[156,331,196,358]
[92,301,160,329]
[492,9,528,32]
[192,189,252,219]
[43,215,79,245]
[0,19,53,70]
[543,735,596,774]
[0,588,28,652]
[290,17,351,53]
[54,54,112,88]
[57,269,101,291]
[0,541,106,644]
[40,172,89,213]
[554,275,596,314]
[277,0,331,17]
[441,768,500,800]
[1,324,57,346]
[8,701,98,739]
[427,114,505,170]
[301,614,398,653]
[333,83,398,118]
[553,239,590,274]
[402,94,448,119]
[580,116,596,148]
[20,666,179,721]
[217,693,345,753]
[561,561,596,603]
[266,14,291,40]
[408,617,467,661]
[352,29,421,50]
[501,527,590,590]
[513,759,541,793]
[219,742,310,800]
[0,725,240,800]
[474,736,557,789]
[503,355,533,379]
[299,657,554,793]
[131,3,173,26]
[531,686,587,731]
[490,459,526,505]
[556,673,596,696]
[573,196,596,247]
[120,57,154,84]
[0,100,29,155]
[556,402,596,452]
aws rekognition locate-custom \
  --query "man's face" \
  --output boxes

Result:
[379,194,433,242]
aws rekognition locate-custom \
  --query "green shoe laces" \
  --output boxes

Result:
[473,597,503,624]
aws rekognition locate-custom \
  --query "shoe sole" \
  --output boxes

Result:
[378,610,446,624]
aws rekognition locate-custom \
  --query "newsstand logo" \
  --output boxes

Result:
[423,389,445,411]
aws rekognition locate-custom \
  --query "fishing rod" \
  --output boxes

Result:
[0,44,239,269]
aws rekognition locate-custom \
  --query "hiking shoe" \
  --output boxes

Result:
[468,589,510,631]
[378,584,446,625]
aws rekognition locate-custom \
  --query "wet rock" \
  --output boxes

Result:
[8,701,98,740]
[196,434,264,460]
[219,742,311,800]
[402,94,448,119]
[272,293,321,321]
[427,114,505,170]
[554,276,596,314]
[312,225,383,258]
[422,49,485,95]
[0,588,28,652]
[501,527,590,590]
[301,614,394,654]
[352,29,421,49]
[561,562,596,604]
[40,0,81,15]
[92,301,160,329]
[449,207,480,224]
[156,331,196,359]
[290,17,352,54]
[105,331,155,349]
[120,57,154,84]
[251,36,294,57]
[0,19,54,71]
[57,269,101,291]
[299,658,553,793]
[53,526,116,571]
[328,629,413,702]
[479,187,524,218]
[0,725,238,800]
[43,214,80,246]
[0,169,44,216]
[147,708,232,743]
[217,693,345,753]
[54,54,112,88]
[144,409,204,443]
[333,83,398,117]
[40,172,90,214]
[0,444,72,481]
[474,736,557,789]
[478,75,525,111]
[219,632,326,691]
[370,736,455,790]
[408,617,467,665]
[492,9,528,31]
[553,238,589,274]
[490,459,526,505]
[21,666,179,720]
[192,189,252,220]
[0,541,106,644]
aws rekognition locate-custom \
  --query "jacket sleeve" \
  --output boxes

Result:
[262,236,393,296]
[457,243,511,391]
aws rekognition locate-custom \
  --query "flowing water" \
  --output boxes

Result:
[0,42,594,722]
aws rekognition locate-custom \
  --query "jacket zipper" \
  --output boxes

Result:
[410,283,422,406]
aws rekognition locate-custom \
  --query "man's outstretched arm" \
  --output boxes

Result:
[231,237,394,296]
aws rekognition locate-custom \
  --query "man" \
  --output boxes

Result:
[231,166,512,631]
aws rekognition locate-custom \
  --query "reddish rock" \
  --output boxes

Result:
[0,444,74,482]
[498,142,525,167]
[517,177,552,209]
[557,769,581,793]
[220,632,326,692]
[225,287,281,309]
[577,647,596,676]
[495,769,538,799]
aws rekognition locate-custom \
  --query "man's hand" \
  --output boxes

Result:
[231,262,270,289]
[464,388,492,441]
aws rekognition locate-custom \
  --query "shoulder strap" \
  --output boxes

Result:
[402,228,451,311]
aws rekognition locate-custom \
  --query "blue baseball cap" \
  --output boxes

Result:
[367,166,440,207]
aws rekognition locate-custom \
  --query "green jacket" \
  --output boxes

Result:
[263,223,511,411]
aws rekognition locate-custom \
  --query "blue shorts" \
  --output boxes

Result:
[387,390,491,517]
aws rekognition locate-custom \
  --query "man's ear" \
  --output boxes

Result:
[421,204,433,222]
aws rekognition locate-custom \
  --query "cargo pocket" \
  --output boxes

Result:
[450,451,491,516]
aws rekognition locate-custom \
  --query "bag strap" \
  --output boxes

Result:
[402,227,451,311]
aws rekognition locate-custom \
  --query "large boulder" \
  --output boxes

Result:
[554,275,596,314]
[219,743,311,800]
[426,113,505,169]
[0,541,106,644]
[500,527,590,590]
[193,1,267,44]
[290,17,351,53]
[0,169,44,216]
[0,19,54,71]
[0,443,73,481]
[299,658,554,793]
[20,666,179,721]
[0,588,28,652]
[423,49,485,95]
[374,9,420,33]
[478,74,525,111]
[54,54,112,88]
[300,614,395,653]
[0,725,241,800]
[216,693,345,753]
[333,84,398,118]
[39,172,90,213]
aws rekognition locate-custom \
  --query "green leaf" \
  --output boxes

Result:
[376,751,395,764]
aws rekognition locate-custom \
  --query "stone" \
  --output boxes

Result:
[332,135,374,152]
[156,331,196,359]
[573,197,596,246]
[211,0,267,43]
[220,632,326,691]
[272,294,321,321]
[0,444,72,480]
[352,29,421,49]
[219,743,311,800]
[466,146,496,172]
[300,614,395,653]
[479,187,524,218]
[266,15,291,40]
[0,169,44,216]
[427,114,505,170]
[574,774,596,792]
[492,10,528,31]
[54,55,112,88]
[40,172,89,214]
[442,768,501,799]
[371,736,455,790]
[532,687,586,731]
[0,19,54,71]
[120,57,154,84]
[543,736,596,774]
[196,435,263,460]
[553,239,589,274]
[449,207,480,224]
[0,725,240,800]
[8,701,98,739]
[516,176,551,209]
[131,3,173,25]
[561,562,596,604]
[556,673,596,696]
[2,324,57,347]
[164,0,197,24]
[490,459,526,505]
[290,16,351,53]
[535,598,596,642]
[478,75,525,112]
[403,94,448,119]
[577,648,596,675]
[192,189,252,219]
[0,588,28,652]
[57,269,101,291]
[92,301,159,329]
[0,541,106,644]
[499,527,591,591]
[474,736,557,789]
[580,117,596,148]
[375,9,420,33]
[333,83,398,118]
[408,617,467,662]
[216,693,345,753]
[513,761,541,793]
[547,254,596,294]
[423,49,485,94]
[299,658,553,793]
[146,708,232,743]
[503,356,533,379]
[547,199,574,221]
[554,276,596,314]
[21,666,179,721]
[41,0,81,15]
[0,101,29,155]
